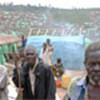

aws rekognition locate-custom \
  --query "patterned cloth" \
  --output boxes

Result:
[63,76,89,100]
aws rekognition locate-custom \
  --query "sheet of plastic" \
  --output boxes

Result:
[26,35,85,70]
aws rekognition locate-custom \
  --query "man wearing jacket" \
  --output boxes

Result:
[13,45,56,100]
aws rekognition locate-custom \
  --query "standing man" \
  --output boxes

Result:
[46,39,54,66]
[21,35,27,48]
[40,43,50,65]
[64,41,100,100]
[0,65,9,100]
[13,45,56,100]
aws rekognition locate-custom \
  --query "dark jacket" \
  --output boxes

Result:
[12,59,56,100]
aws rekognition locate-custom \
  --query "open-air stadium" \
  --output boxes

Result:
[0,5,100,100]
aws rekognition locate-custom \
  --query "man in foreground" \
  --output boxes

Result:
[64,41,100,100]
[13,45,56,100]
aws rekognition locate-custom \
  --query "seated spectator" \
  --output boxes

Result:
[55,58,63,69]
[52,58,64,78]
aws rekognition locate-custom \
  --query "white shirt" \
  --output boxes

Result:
[40,48,50,65]
[47,45,53,66]
[29,58,38,95]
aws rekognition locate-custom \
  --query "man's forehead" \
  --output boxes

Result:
[24,45,37,55]
[26,49,35,53]
[86,51,100,59]
[24,50,36,57]
[86,55,100,64]
[86,51,100,63]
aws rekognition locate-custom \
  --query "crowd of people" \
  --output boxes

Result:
[0,38,100,100]
[1,11,100,40]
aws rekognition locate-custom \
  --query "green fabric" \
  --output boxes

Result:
[8,44,13,53]
[85,38,92,48]
[8,43,18,53]
[0,55,6,65]
[1,45,9,54]
[13,43,18,53]
[0,46,6,65]
[0,46,3,55]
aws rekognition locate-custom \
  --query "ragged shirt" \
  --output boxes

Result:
[63,76,89,100]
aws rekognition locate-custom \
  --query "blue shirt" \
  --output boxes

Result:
[22,40,26,47]
[63,76,89,100]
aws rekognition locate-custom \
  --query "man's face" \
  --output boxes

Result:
[25,50,37,66]
[86,56,100,86]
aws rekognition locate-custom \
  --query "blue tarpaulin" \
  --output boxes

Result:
[26,35,85,70]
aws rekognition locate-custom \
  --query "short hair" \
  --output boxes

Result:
[24,45,37,56]
[46,39,50,42]
[85,41,100,64]
[57,58,61,63]
[43,43,47,46]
